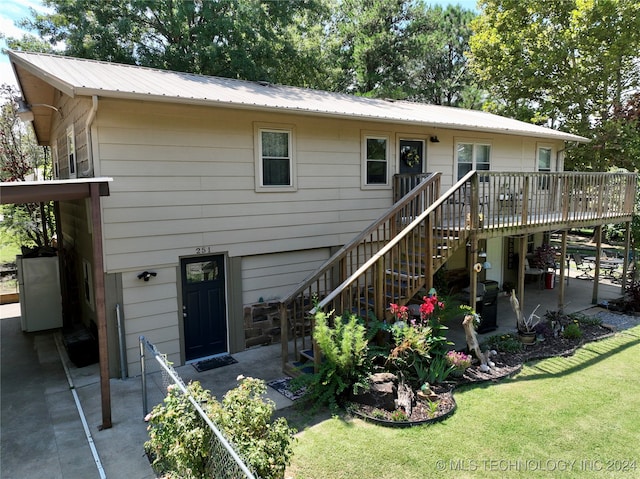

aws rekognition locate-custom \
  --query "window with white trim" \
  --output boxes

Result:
[66,125,76,178]
[537,145,552,189]
[456,142,491,180]
[363,135,389,186]
[255,125,296,191]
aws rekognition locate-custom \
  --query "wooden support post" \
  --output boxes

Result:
[517,235,527,314]
[621,221,632,290]
[558,230,568,312]
[280,303,288,371]
[592,225,602,305]
[468,235,478,311]
[90,184,111,430]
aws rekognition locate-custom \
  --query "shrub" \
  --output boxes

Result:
[211,376,296,479]
[294,311,369,412]
[562,322,583,340]
[385,294,453,386]
[445,350,472,370]
[144,382,213,479]
[481,333,523,353]
[145,378,296,479]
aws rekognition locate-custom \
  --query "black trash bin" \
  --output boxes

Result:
[477,280,499,333]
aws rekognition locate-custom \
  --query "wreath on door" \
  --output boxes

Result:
[401,147,421,168]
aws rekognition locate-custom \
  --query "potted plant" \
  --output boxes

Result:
[533,244,557,269]
[445,350,472,377]
[509,290,540,344]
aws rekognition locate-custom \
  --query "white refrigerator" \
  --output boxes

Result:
[16,255,63,332]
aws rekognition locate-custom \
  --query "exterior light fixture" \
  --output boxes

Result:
[429,136,440,143]
[15,98,63,122]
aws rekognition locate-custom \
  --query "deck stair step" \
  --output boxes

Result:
[299,349,314,362]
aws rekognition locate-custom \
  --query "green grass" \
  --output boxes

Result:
[0,229,21,264]
[286,327,640,479]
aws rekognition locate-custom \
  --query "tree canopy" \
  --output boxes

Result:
[5,0,640,172]
[469,0,640,170]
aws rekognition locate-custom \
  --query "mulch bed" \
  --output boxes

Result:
[349,322,617,426]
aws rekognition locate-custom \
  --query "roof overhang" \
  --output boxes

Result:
[8,50,590,145]
[0,178,112,205]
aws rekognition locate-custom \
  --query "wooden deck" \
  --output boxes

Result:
[279,170,637,373]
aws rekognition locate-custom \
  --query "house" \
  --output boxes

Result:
[4,51,636,424]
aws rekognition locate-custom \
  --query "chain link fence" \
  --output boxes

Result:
[140,336,257,479]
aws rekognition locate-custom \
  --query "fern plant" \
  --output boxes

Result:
[294,311,369,412]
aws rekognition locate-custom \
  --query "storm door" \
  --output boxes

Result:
[399,139,424,175]
[181,255,228,361]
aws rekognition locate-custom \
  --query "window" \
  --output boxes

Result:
[537,146,552,189]
[255,125,296,191]
[363,135,389,186]
[52,141,59,179]
[538,146,551,173]
[66,125,76,178]
[457,142,491,180]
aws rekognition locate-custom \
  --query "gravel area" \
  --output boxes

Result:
[593,310,640,331]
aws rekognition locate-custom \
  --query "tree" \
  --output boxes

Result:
[330,0,415,98]
[0,85,55,248]
[17,0,330,85]
[407,4,480,107]
[469,0,640,170]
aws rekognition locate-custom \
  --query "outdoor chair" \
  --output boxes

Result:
[524,258,545,289]
[572,253,594,280]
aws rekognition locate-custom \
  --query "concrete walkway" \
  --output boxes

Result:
[0,272,626,478]
[0,300,293,479]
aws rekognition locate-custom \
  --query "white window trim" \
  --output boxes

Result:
[536,143,554,172]
[361,132,391,189]
[52,141,59,179]
[455,138,492,180]
[67,125,77,179]
[254,123,297,192]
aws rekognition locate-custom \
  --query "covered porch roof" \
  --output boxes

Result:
[0,177,113,430]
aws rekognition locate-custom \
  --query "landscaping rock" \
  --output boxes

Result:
[351,372,397,411]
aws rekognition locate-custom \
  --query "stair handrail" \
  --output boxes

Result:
[309,171,476,314]
[278,172,441,305]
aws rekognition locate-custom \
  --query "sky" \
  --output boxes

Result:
[0,0,480,90]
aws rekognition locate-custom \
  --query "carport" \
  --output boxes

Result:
[0,177,113,429]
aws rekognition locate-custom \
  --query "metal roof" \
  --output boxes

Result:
[9,50,588,143]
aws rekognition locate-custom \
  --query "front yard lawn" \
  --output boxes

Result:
[286,326,640,479]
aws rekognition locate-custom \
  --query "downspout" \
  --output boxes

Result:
[81,96,98,177]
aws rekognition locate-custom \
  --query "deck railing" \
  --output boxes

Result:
[278,172,441,369]
[472,172,636,235]
[279,170,636,373]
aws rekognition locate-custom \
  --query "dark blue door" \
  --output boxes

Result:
[181,255,227,361]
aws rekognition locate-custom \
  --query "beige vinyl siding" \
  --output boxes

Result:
[241,249,331,305]
[96,99,394,273]
[121,266,180,376]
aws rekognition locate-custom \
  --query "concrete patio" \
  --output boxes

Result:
[0,271,628,478]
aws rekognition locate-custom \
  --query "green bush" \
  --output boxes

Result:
[144,382,212,479]
[481,333,523,353]
[562,322,583,340]
[294,311,369,412]
[145,378,296,479]
[210,377,296,479]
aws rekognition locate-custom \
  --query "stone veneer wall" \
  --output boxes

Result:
[243,302,282,348]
